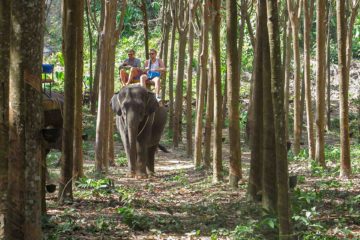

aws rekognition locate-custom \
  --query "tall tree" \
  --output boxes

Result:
[337,0,359,177]
[167,14,176,133]
[226,0,242,187]
[303,0,315,160]
[160,2,171,100]
[287,0,302,155]
[138,0,149,59]
[284,19,291,142]
[248,0,265,200]
[194,0,209,167]
[262,13,277,212]
[266,0,292,238]
[210,0,223,183]
[172,0,189,147]
[0,0,10,237]
[315,0,326,167]
[59,0,78,203]
[73,0,85,179]
[185,0,197,157]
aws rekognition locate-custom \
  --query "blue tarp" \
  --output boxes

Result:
[42,64,54,74]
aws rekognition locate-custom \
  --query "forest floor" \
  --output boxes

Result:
[43,121,360,240]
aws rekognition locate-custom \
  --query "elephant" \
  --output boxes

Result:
[110,85,168,178]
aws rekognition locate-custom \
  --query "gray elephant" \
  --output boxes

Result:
[110,85,168,178]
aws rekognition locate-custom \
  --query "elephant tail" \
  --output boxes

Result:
[158,144,170,153]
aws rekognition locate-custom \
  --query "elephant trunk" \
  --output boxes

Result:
[127,111,139,175]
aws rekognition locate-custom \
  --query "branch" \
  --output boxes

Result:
[114,0,127,40]
[87,0,100,32]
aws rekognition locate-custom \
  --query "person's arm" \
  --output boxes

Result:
[144,60,149,71]
[157,59,166,72]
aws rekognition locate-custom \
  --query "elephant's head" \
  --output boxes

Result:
[110,86,159,171]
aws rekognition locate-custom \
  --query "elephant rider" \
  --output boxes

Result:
[140,49,166,102]
[119,49,143,86]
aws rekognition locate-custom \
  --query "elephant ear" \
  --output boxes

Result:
[110,93,122,116]
[146,91,159,115]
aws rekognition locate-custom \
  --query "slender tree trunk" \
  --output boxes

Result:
[194,0,209,167]
[284,20,291,142]
[90,1,105,115]
[141,0,149,59]
[204,55,214,169]
[337,0,350,178]
[211,0,223,183]
[59,0,77,203]
[173,33,188,147]
[303,0,315,160]
[73,0,84,179]
[326,2,332,131]
[262,17,277,212]
[0,1,10,237]
[266,0,292,238]
[168,16,176,133]
[315,0,326,167]
[226,0,242,188]
[186,14,194,157]
[161,9,171,100]
[248,0,264,200]
[86,0,94,106]
[291,23,301,155]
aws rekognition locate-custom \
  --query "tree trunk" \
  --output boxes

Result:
[303,0,315,160]
[173,33,187,147]
[168,15,176,133]
[204,55,214,169]
[86,0,94,108]
[315,0,326,167]
[161,8,171,100]
[73,0,84,179]
[284,20,291,142]
[59,0,77,203]
[0,0,10,237]
[291,23,301,155]
[337,0,350,178]
[8,3,26,236]
[326,2,332,131]
[266,0,292,238]
[186,11,194,157]
[23,0,45,237]
[194,0,209,168]
[211,0,223,183]
[90,1,105,115]
[248,0,264,200]
[226,0,242,188]
[262,15,277,212]
[141,0,149,60]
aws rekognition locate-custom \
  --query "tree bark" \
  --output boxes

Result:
[59,0,77,203]
[194,0,209,168]
[303,0,315,160]
[168,13,176,133]
[210,0,223,183]
[203,54,214,169]
[186,2,195,157]
[140,0,150,59]
[315,0,326,167]
[226,0,242,188]
[337,0,349,178]
[73,0,85,179]
[266,0,292,238]
[248,0,265,200]
[287,0,302,155]
[0,1,10,237]
[284,20,291,142]
[262,15,277,212]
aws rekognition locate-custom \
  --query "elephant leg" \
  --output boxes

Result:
[147,145,157,175]
[118,118,135,177]
[136,141,148,178]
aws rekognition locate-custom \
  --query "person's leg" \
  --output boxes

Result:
[128,67,139,84]
[120,69,129,86]
[153,77,161,97]
[140,74,148,88]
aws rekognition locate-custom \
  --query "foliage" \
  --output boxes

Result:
[117,206,150,230]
